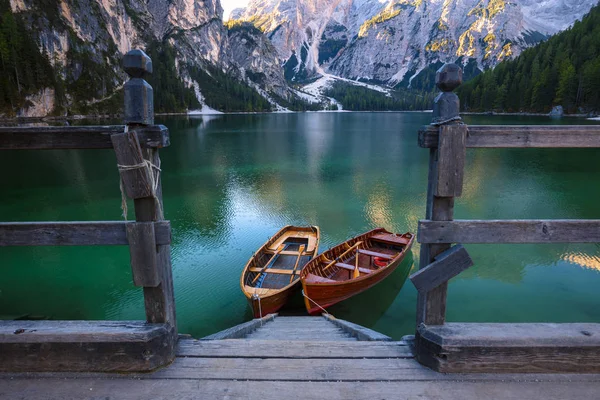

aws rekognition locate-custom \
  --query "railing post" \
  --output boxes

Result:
[116,50,176,331]
[416,64,465,326]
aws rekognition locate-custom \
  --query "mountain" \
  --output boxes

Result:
[457,2,600,114]
[0,0,303,117]
[231,0,597,87]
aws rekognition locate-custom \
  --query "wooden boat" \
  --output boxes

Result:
[300,228,414,315]
[241,226,320,318]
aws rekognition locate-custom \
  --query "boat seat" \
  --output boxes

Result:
[249,267,295,275]
[304,273,336,283]
[371,233,411,246]
[335,263,373,275]
[358,249,394,259]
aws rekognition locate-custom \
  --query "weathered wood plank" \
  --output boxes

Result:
[201,315,274,340]
[177,340,412,358]
[2,377,600,400]
[111,130,155,199]
[323,315,392,341]
[127,147,176,328]
[419,125,600,148]
[126,222,159,287]
[0,221,171,246]
[416,145,454,326]
[435,124,467,197]
[417,323,600,373]
[410,245,474,293]
[152,357,424,381]
[418,219,600,244]
[0,125,169,150]
[0,320,175,372]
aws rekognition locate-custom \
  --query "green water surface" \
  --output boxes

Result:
[1,112,599,338]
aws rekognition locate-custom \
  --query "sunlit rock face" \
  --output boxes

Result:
[234,0,596,84]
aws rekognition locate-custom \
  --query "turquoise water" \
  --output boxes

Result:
[1,112,599,338]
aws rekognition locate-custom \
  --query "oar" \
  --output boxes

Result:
[352,248,360,279]
[251,243,285,284]
[323,241,363,271]
[289,245,306,283]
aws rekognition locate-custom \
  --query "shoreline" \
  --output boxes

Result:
[1,110,598,124]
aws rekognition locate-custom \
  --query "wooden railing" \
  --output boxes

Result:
[409,64,600,373]
[0,50,177,372]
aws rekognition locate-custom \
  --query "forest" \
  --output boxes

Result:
[323,81,434,111]
[457,3,600,114]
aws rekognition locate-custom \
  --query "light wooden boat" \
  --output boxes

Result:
[300,228,414,315]
[241,226,320,318]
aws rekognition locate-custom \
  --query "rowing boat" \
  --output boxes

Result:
[241,225,320,318]
[300,228,414,315]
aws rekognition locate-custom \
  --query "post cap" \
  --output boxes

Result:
[123,49,153,78]
[436,64,462,92]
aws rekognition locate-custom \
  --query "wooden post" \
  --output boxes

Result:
[117,50,176,331]
[416,64,465,326]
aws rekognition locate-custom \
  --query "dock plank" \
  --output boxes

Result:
[3,378,600,400]
[177,339,412,358]
[152,357,427,381]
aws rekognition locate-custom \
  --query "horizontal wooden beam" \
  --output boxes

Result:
[416,322,600,373]
[418,219,600,244]
[0,320,176,372]
[0,125,169,150]
[0,221,171,246]
[410,245,473,292]
[419,125,600,148]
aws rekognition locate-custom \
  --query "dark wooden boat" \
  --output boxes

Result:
[241,226,320,318]
[300,228,414,315]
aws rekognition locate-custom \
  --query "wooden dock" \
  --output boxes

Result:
[2,315,600,399]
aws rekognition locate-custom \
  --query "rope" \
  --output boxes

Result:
[117,126,163,220]
[302,289,330,316]
[252,293,263,322]
[430,116,463,126]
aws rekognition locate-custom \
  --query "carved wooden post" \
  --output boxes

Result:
[113,50,176,331]
[416,64,466,326]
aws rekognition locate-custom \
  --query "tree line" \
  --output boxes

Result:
[457,3,600,114]
[323,81,435,111]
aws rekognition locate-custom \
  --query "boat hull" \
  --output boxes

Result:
[240,225,320,318]
[301,229,414,314]
[246,284,300,318]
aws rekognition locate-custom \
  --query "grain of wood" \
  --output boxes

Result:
[111,130,155,199]
[410,245,474,292]
[128,147,176,329]
[435,124,467,197]
[202,314,277,340]
[126,222,159,287]
[416,139,455,325]
[5,378,600,400]
[176,339,412,358]
[0,221,171,246]
[152,357,423,380]
[0,125,169,150]
[418,219,600,243]
[419,125,600,148]
[0,321,175,372]
[417,322,600,373]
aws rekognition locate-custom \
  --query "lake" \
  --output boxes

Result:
[1,112,599,339]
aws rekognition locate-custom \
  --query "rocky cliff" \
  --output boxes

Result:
[232,0,597,85]
[2,0,294,117]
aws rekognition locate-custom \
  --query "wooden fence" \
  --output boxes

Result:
[0,50,177,372]
[409,64,600,373]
